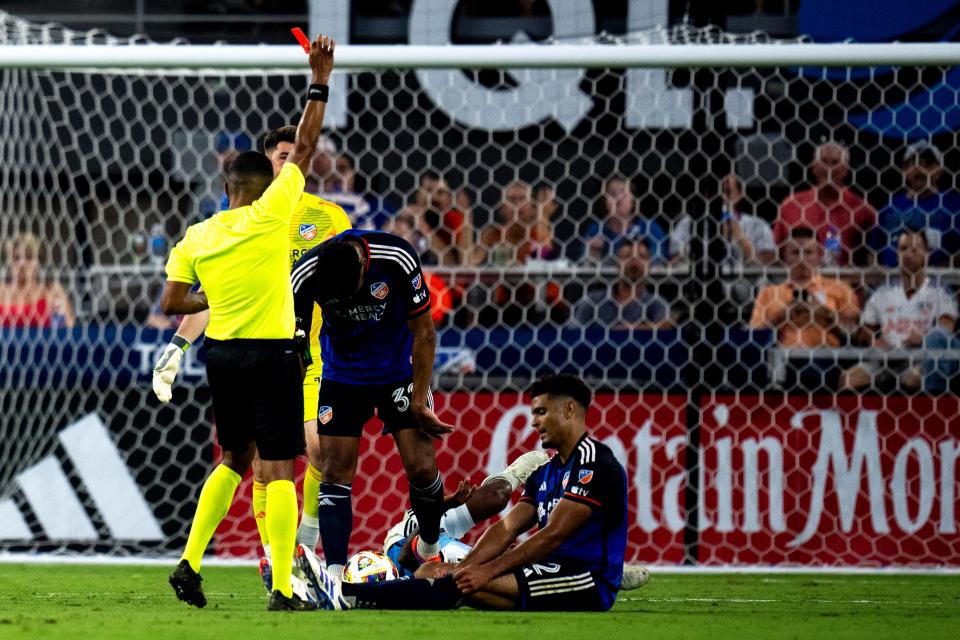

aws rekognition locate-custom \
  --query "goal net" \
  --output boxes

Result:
[0,8,958,566]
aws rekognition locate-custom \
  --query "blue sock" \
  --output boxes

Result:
[342,576,462,610]
[317,482,352,567]
[409,472,444,545]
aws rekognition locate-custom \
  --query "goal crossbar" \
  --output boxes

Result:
[0,42,959,70]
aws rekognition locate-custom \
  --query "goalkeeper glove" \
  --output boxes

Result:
[153,335,190,403]
[294,328,312,367]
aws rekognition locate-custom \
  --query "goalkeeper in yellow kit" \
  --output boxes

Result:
[152,124,350,578]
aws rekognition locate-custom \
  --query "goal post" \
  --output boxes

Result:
[1,8,959,567]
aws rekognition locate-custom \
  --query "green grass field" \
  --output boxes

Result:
[0,564,958,639]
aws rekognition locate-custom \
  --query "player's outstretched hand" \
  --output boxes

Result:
[152,343,184,403]
[412,405,455,440]
[444,480,476,507]
[452,563,496,595]
[309,34,335,83]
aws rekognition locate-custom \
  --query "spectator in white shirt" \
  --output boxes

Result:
[840,229,958,392]
[670,174,776,266]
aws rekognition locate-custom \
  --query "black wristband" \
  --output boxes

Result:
[307,83,329,102]
[171,335,191,352]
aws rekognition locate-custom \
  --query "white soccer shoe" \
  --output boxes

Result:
[483,450,550,491]
[296,544,348,610]
[620,565,650,591]
[383,508,420,553]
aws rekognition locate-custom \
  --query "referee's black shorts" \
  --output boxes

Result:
[205,338,305,461]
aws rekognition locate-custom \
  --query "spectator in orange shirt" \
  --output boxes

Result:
[774,142,876,266]
[750,226,860,348]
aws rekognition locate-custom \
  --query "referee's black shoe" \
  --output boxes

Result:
[268,589,317,611]
[169,559,207,608]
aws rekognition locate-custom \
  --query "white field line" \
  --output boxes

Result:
[2,554,960,575]
[619,596,945,605]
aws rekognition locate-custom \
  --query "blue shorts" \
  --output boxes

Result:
[514,560,616,612]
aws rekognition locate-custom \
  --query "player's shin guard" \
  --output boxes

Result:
[409,472,444,548]
[317,482,352,568]
[181,464,242,572]
[302,464,323,520]
[341,576,462,610]
[297,465,322,550]
[265,480,298,598]
[252,480,270,558]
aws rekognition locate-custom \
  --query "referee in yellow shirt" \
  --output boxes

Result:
[161,34,334,611]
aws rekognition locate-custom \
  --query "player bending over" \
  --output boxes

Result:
[301,374,632,612]
[291,228,453,579]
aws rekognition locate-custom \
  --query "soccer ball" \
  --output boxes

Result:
[341,550,399,584]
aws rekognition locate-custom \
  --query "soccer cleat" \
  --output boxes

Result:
[258,556,273,594]
[169,559,207,608]
[296,544,348,610]
[383,508,418,553]
[267,588,318,611]
[482,450,550,491]
[410,534,442,565]
[620,565,650,591]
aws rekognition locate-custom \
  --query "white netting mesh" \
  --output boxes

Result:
[0,8,959,566]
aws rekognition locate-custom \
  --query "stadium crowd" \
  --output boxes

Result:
[2,137,958,393]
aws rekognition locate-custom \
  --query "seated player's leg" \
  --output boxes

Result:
[314,379,371,576]
[442,450,549,539]
[414,561,456,580]
[339,575,463,610]
[461,573,520,611]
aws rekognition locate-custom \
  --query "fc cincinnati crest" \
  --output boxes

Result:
[411,274,422,289]
[370,281,389,300]
[578,469,594,484]
[299,223,318,241]
[318,406,333,424]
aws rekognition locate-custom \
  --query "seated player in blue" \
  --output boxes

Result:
[380,449,648,592]
[291,229,454,579]
[299,374,631,612]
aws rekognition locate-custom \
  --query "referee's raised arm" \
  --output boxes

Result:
[164,33,340,612]
[289,34,335,177]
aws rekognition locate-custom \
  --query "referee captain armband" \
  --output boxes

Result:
[307,84,329,102]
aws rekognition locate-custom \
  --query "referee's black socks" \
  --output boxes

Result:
[317,482,352,569]
[410,472,444,549]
